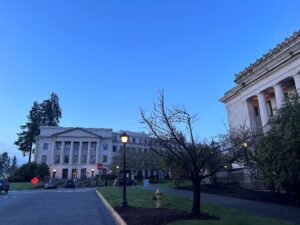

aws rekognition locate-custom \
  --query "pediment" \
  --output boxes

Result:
[52,128,101,138]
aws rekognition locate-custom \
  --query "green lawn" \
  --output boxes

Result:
[154,179,192,188]
[9,182,44,190]
[98,186,295,225]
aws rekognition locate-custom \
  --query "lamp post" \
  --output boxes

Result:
[120,132,129,207]
[52,169,56,179]
[242,142,249,166]
[91,169,95,178]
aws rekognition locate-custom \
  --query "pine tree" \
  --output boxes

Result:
[0,152,10,176]
[10,156,18,174]
[15,101,42,163]
[15,93,62,162]
[41,92,62,126]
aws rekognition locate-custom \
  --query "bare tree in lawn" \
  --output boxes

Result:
[140,92,252,216]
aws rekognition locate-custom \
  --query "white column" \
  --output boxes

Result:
[78,142,82,165]
[87,142,91,164]
[257,92,269,127]
[69,142,74,165]
[274,83,285,108]
[96,141,100,164]
[50,140,55,165]
[60,142,65,164]
[293,73,300,94]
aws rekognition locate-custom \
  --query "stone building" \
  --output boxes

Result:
[35,126,150,179]
[220,31,300,131]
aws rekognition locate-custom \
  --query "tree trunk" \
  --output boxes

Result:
[191,178,201,216]
[28,143,32,163]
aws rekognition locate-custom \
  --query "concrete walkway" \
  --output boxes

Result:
[140,185,300,224]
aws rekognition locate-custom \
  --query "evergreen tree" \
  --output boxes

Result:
[0,152,10,176]
[15,101,42,163]
[15,93,62,162]
[257,95,300,197]
[10,156,18,174]
[41,92,62,126]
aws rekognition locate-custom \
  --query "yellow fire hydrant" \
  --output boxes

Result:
[155,189,162,208]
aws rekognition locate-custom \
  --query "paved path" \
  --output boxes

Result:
[0,188,117,225]
[140,185,300,224]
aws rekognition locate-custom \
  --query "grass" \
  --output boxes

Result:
[154,179,192,188]
[9,182,44,190]
[98,186,295,225]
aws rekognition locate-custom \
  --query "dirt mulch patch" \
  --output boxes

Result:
[114,206,219,225]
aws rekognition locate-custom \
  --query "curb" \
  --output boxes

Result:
[96,190,127,225]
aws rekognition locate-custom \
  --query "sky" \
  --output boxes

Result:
[0,1,299,164]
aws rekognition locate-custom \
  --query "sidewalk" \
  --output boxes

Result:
[139,185,300,224]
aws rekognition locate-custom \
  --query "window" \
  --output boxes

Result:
[65,142,71,151]
[55,142,62,150]
[103,155,107,162]
[64,155,69,164]
[90,155,96,164]
[82,142,88,151]
[73,142,79,150]
[103,144,108,150]
[43,143,48,150]
[41,155,47,163]
[113,135,118,142]
[73,155,78,163]
[62,169,68,179]
[91,142,97,153]
[55,155,60,164]
[113,146,117,152]
[133,138,136,143]
[80,168,86,179]
[267,101,273,116]
[72,169,78,178]
[81,155,87,164]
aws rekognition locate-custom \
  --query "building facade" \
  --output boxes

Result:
[220,31,300,131]
[35,126,150,179]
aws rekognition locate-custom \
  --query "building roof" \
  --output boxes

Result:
[220,30,300,103]
[234,30,300,83]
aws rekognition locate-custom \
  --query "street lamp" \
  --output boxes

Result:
[52,169,56,179]
[242,142,249,166]
[91,169,95,178]
[120,132,129,207]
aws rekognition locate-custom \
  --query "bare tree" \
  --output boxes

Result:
[141,92,252,216]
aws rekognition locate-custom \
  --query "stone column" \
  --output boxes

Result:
[50,140,56,165]
[78,142,82,165]
[257,92,269,127]
[60,142,65,164]
[69,142,74,165]
[96,141,100,164]
[293,73,300,94]
[274,83,285,108]
[87,142,91,164]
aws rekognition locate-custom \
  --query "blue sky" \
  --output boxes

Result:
[0,1,299,163]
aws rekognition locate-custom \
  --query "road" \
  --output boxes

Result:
[141,186,300,225]
[0,188,117,225]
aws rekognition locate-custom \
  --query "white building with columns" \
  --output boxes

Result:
[35,126,150,179]
[220,31,300,131]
